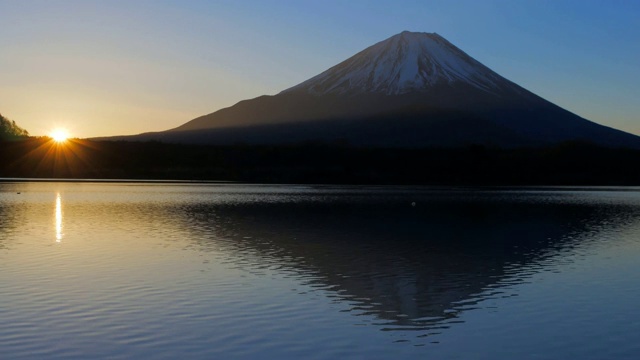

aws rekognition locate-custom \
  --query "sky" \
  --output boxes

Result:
[0,0,639,138]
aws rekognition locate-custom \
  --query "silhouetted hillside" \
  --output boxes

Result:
[0,114,29,140]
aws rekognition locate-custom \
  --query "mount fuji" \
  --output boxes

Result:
[109,31,640,148]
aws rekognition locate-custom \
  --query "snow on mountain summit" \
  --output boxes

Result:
[282,31,510,96]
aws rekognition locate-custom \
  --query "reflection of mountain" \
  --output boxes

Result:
[175,190,639,333]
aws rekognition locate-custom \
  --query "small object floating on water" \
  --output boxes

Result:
[411,202,416,207]
[17,192,21,194]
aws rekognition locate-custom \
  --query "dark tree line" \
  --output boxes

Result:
[1,137,640,185]
[0,114,29,140]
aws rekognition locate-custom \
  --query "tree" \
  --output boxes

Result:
[0,113,29,140]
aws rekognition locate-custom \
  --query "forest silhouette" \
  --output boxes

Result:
[2,137,640,185]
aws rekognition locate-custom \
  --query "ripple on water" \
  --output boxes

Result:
[1,183,640,358]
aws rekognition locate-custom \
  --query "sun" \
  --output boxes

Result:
[50,129,70,143]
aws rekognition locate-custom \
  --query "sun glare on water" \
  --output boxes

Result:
[50,129,70,143]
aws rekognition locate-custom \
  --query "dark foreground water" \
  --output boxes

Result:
[1,182,640,359]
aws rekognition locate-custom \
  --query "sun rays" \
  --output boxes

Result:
[7,136,100,178]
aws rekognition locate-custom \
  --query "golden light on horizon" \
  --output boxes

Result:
[20,135,95,178]
[50,129,70,143]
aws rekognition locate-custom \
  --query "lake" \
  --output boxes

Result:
[1,181,640,359]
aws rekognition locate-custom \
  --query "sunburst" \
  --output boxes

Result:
[50,129,70,143]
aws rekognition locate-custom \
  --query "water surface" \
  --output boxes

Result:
[1,182,640,359]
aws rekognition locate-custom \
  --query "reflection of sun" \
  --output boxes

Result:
[55,192,63,242]
[50,129,70,143]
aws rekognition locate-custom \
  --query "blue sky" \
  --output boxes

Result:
[0,0,638,137]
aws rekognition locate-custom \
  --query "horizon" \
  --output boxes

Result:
[1,0,639,138]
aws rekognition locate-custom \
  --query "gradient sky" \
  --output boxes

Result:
[1,0,639,138]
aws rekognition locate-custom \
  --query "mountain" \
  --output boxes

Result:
[103,31,640,148]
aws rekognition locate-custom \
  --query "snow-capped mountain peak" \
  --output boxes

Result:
[282,31,508,96]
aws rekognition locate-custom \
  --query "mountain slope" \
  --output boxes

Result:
[106,31,640,149]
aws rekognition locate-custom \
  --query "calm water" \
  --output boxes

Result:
[1,182,640,359]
